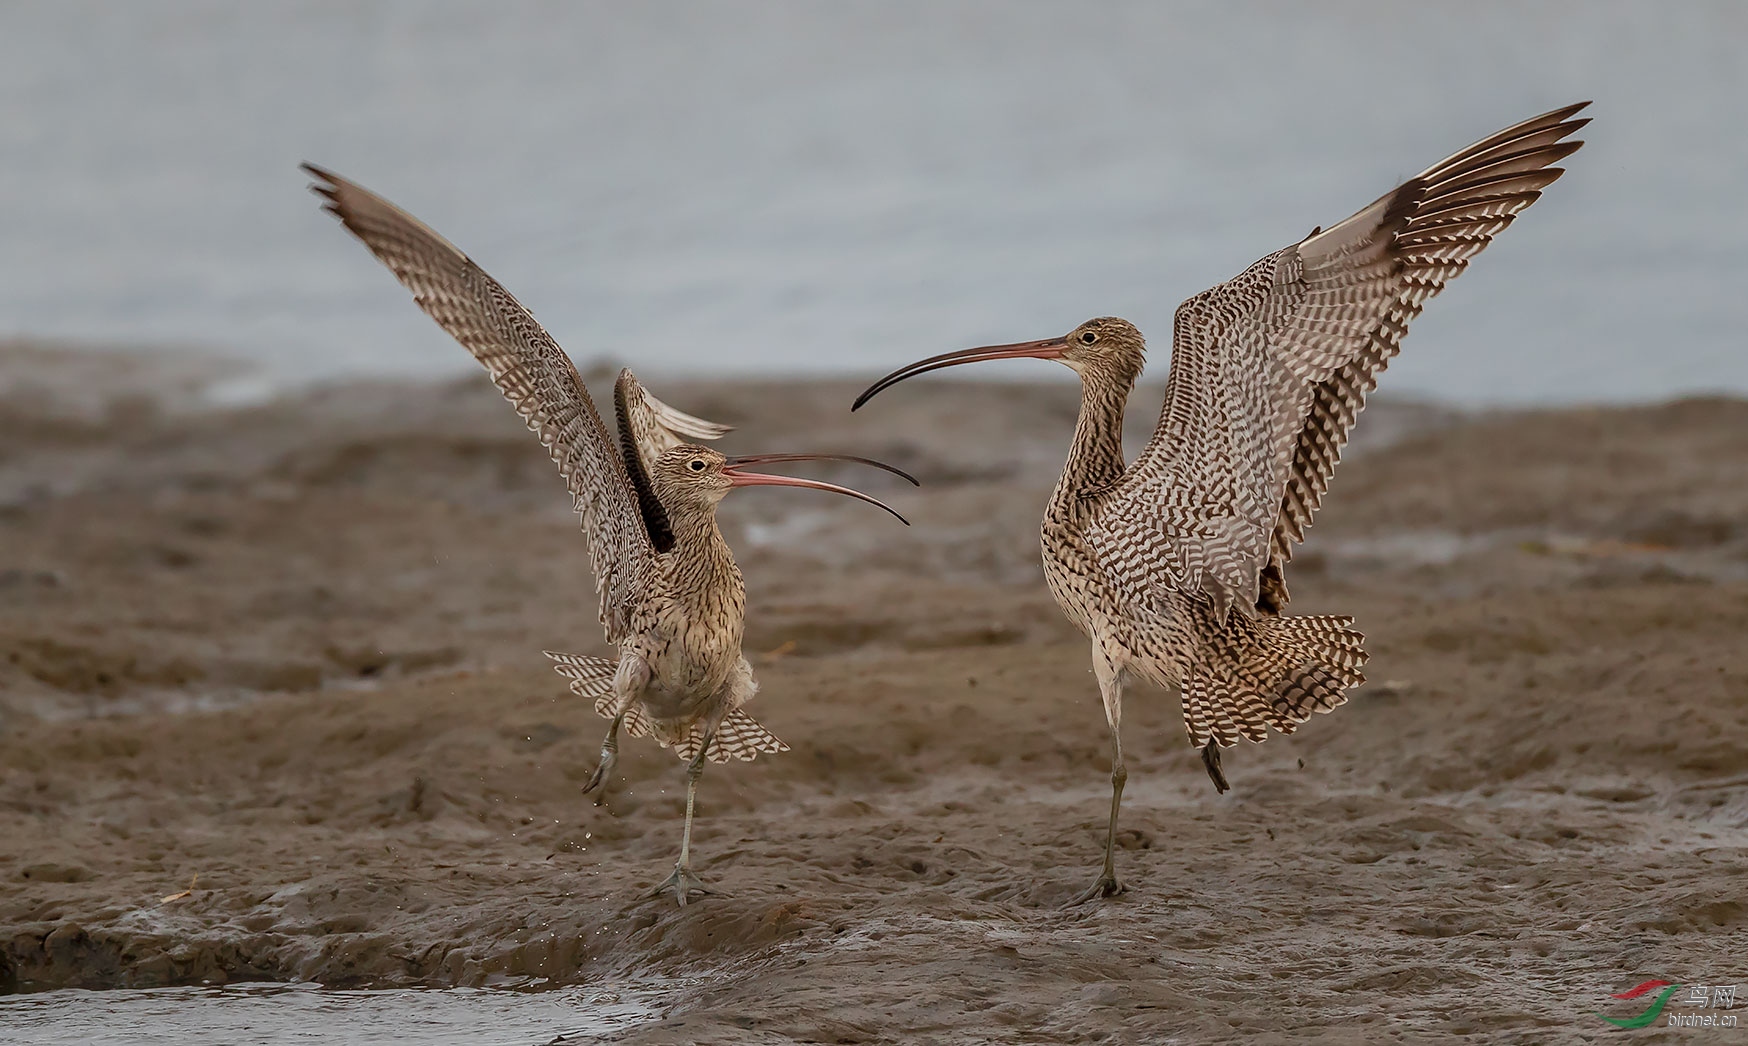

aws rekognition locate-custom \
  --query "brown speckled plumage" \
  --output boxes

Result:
[301,164,781,764]
[854,103,1588,899]
[303,165,908,902]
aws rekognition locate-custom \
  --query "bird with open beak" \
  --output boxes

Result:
[304,164,915,904]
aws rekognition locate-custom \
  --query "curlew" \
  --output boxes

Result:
[303,165,916,904]
[852,103,1588,901]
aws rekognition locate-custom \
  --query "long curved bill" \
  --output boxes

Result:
[851,336,1068,411]
[723,453,914,525]
[725,453,919,487]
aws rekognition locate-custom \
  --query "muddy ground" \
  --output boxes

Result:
[1,345,1744,1043]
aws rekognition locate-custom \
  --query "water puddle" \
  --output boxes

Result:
[0,982,663,1045]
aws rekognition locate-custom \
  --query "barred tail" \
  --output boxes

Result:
[546,651,786,764]
[545,650,616,703]
[676,709,790,764]
[544,650,654,740]
[1181,614,1368,752]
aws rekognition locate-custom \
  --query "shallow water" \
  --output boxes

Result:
[1,1,1744,404]
[0,983,660,1046]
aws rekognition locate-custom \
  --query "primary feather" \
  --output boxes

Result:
[1089,102,1589,620]
[301,163,653,644]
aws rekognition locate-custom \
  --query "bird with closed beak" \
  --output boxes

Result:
[854,103,1589,902]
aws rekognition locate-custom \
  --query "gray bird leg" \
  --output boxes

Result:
[1072,654,1127,904]
[581,713,624,801]
[649,731,715,906]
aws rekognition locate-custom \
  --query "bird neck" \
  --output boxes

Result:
[1055,370,1132,501]
[662,506,747,616]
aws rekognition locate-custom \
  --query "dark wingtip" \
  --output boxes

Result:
[301,163,345,214]
[300,161,339,190]
[1544,100,1592,124]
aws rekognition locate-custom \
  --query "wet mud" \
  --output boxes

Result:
[2,353,1744,1042]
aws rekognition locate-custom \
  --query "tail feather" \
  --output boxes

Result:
[544,650,655,738]
[1182,614,1368,749]
[546,651,785,763]
[675,709,789,764]
[713,708,789,762]
[545,650,616,703]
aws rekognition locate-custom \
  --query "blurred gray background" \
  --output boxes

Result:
[1,0,1742,404]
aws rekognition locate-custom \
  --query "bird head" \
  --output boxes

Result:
[851,317,1145,411]
[1059,317,1146,378]
[650,446,915,525]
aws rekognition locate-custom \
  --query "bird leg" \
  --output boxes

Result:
[581,713,624,802]
[1201,737,1230,794]
[649,732,715,906]
[1072,656,1128,905]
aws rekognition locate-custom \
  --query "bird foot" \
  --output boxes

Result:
[647,864,713,907]
[581,749,618,797]
[1068,873,1126,906]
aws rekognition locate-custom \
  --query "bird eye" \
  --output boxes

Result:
[1079,331,1097,345]
[688,459,706,472]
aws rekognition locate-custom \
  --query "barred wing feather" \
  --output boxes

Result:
[1086,103,1588,619]
[304,165,653,643]
[612,369,732,553]
[615,369,732,466]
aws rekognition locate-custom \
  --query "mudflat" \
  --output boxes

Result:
[3,351,1744,1042]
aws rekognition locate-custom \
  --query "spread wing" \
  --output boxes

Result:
[1089,102,1588,618]
[302,164,653,643]
[611,369,731,554]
